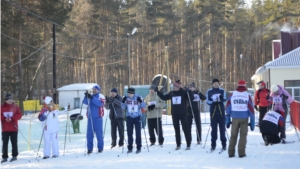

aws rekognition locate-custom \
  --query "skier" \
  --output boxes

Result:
[187,82,206,144]
[269,85,295,143]
[260,110,284,146]
[121,87,146,154]
[82,84,105,154]
[144,84,165,146]
[1,94,22,163]
[206,78,227,151]
[225,80,255,158]
[155,80,194,150]
[105,88,124,148]
[38,96,67,159]
[254,81,271,127]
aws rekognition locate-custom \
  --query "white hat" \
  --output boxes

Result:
[271,85,279,93]
[44,96,53,105]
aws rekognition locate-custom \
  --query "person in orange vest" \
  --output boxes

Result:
[254,81,271,127]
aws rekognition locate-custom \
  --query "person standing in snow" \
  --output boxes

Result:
[254,81,271,127]
[121,87,146,154]
[105,88,124,148]
[225,80,255,158]
[1,94,22,163]
[155,80,194,150]
[82,85,105,154]
[144,84,165,146]
[38,96,67,159]
[187,82,206,144]
[269,85,295,143]
[206,78,227,151]
[260,110,284,146]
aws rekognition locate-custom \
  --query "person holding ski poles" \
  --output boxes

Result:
[225,80,255,158]
[269,85,295,143]
[82,84,105,154]
[144,84,165,146]
[38,96,68,159]
[205,78,227,151]
[187,82,206,145]
[155,80,194,150]
[1,94,22,163]
[254,81,271,127]
[105,88,124,148]
[121,87,146,154]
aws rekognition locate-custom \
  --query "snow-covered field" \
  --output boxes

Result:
[1,109,300,169]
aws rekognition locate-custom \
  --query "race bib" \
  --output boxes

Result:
[211,94,221,102]
[193,94,200,102]
[263,111,281,125]
[231,91,249,111]
[3,112,13,118]
[172,96,182,105]
[148,101,156,105]
[273,96,282,104]
[128,105,138,112]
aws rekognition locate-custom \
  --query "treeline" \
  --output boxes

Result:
[1,0,300,110]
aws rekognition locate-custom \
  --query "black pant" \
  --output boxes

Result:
[2,132,18,159]
[262,134,281,144]
[126,117,142,150]
[259,106,268,126]
[187,111,202,142]
[147,118,164,144]
[172,114,191,147]
[110,118,124,146]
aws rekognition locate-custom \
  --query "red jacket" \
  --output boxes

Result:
[1,102,23,132]
[254,88,270,107]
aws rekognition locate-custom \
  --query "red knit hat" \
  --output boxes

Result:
[238,80,246,87]
[261,81,266,86]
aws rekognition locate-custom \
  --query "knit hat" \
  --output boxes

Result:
[212,78,219,84]
[111,88,118,93]
[271,85,279,93]
[261,81,266,87]
[238,80,246,87]
[173,80,181,88]
[189,82,196,88]
[127,87,135,94]
[93,85,101,91]
[5,94,13,101]
[149,84,156,90]
[44,96,53,105]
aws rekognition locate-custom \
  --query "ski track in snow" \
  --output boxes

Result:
[1,110,300,169]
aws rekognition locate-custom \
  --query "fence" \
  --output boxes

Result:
[290,101,300,131]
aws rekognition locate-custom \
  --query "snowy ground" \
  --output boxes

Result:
[1,109,300,169]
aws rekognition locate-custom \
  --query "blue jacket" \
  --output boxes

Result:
[206,87,227,105]
[225,92,255,121]
[83,92,104,118]
[121,94,146,118]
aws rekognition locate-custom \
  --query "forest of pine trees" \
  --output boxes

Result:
[1,0,300,111]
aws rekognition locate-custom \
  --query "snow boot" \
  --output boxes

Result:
[281,138,286,144]
[43,156,50,159]
[175,146,181,150]
[87,150,92,154]
[98,150,103,153]
[127,150,133,154]
[211,146,216,151]
[229,155,235,158]
[150,143,155,146]
[222,145,226,151]
[52,155,58,158]
[264,136,270,146]
[1,158,7,163]
[186,146,191,150]
[239,155,246,158]
[136,150,141,154]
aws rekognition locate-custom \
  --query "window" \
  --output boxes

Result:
[74,98,80,109]
[285,80,300,101]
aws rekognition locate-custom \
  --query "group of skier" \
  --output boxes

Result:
[1,79,299,163]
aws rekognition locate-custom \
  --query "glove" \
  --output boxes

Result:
[267,104,272,111]
[137,96,142,103]
[105,95,109,102]
[154,86,158,92]
[148,104,155,111]
[87,93,93,99]
[84,91,89,97]
[219,95,224,101]
[254,105,258,111]
[249,119,255,131]
[122,96,127,103]
[225,115,231,128]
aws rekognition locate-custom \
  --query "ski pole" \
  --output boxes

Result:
[217,104,230,141]
[187,91,201,145]
[63,109,69,156]
[142,118,149,152]
[202,124,211,149]
[103,114,108,139]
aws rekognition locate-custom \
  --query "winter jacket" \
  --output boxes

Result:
[1,102,22,132]
[121,94,146,118]
[105,94,124,119]
[38,107,66,133]
[83,92,105,118]
[270,85,294,113]
[226,90,255,121]
[144,92,165,119]
[254,88,270,107]
[156,88,194,116]
[188,90,206,113]
[260,111,284,136]
[206,87,226,117]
